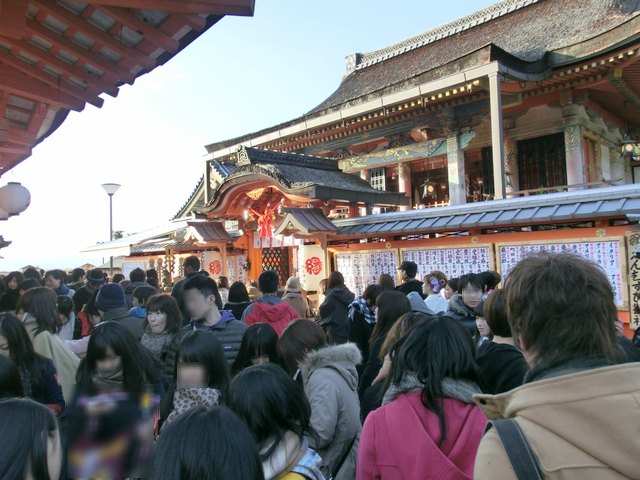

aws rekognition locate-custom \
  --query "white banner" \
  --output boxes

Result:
[297,245,326,292]
[202,250,223,280]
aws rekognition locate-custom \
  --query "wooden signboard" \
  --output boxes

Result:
[626,231,640,328]
[400,244,494,279]
[335,249,400,297]
[496,238,628,309]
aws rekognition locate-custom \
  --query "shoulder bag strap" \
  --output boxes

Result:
[488,419,544,480]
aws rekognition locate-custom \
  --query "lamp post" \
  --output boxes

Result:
[101,183,120,279]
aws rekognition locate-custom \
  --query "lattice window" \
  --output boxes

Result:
[517,133,567,191]
[261,248,290,288]
[370,167,386,190]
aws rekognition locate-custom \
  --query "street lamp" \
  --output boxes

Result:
[101,183,120,279]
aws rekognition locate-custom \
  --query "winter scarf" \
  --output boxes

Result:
[140,330,174,358]
[91,368,124,389]
[382,371,481,406]
[162,386,221,431]
[260,432,325,480]
[348,297,376,325]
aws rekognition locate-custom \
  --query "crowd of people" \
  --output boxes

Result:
[0,253,638,479]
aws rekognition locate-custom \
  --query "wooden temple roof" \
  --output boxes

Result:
[202,0,640,155]
[0,0,255,172]
[198,146,409,217]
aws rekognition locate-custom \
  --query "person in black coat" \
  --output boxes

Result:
[395,261,424,298]
[358,291,411,397]
[318,272,355,344]
[348,284,384,373]
[475,290,528,394]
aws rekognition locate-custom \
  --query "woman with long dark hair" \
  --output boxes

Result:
[0,354,25,399]
[154,406,265,480]
[358,290,411,397]
[0,271,24,312]
[0,398,62,480]
[0,313,65,414]
[228,363,324,480]
[159,330,230,431]
[69,321,161,479]
[224,281,252,320]
[231,323,281,376]
[356,317,486,480]
[76,321,161,393]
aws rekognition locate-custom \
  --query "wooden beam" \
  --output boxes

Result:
[25,18,135,85]
[78,0,255,16]
[0,143,31,155]
[33,0,156,70]
[0,65,85,110]
[4,127,37,146]
[0,0,28,39]
[96,5,179,53]
[0,35,120,97]
[0,50,103,108]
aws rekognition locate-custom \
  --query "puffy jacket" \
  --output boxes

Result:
[445,295,477,336]
[180,310,248,365]
[319,286,355,340]
[358,392,486,480]
[300,343,362,480]
[474,362,640,479]
[244,302,299,336]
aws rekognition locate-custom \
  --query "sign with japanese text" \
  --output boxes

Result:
[335,250,399,297]
[401,245,494,279]
[497,239,627,308]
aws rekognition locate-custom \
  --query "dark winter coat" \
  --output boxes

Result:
[224,301,251,321]
[475,341,528,394]
[179,310,248,365]
[319,286,355,340]
[395,279,424,298]
[102,307,145,340]
[445,294,477,336]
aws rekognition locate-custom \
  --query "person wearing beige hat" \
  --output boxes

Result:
[283,277,311,319]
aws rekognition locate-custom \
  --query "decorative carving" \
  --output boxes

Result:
[564,126,580,154]
[596,228,607,237]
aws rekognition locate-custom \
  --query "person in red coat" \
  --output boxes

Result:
[357,316,487,480]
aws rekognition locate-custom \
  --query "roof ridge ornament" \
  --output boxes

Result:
[345,0,541,73]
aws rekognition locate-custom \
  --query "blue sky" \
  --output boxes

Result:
[0,0,496,271]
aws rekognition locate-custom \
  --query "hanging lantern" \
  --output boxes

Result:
[0,182,30,216]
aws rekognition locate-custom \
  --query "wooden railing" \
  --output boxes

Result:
[505,181,611,197]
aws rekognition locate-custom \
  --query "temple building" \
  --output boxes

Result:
[98,0,640,330]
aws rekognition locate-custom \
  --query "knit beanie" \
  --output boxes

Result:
[96,283,126,311]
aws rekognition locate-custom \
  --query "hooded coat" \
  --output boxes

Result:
[319,286,355,340]
[357,392,486,480]
[300,343,362,480]
[244,301,300,336]
[474,362,640,479]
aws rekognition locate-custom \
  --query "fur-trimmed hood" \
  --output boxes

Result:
[300,343,362,392]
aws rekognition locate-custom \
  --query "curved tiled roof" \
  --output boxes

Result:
[311,0,639,114]
[203,0,640,154]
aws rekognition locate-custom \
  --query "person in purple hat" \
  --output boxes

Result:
[95,283,144,340]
